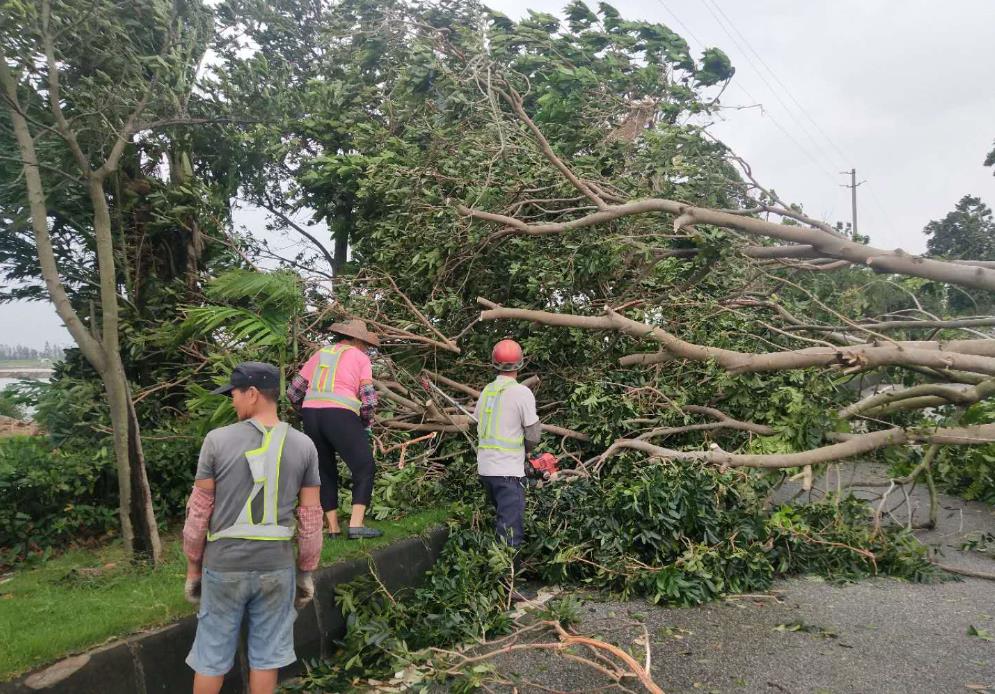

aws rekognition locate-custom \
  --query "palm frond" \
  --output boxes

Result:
[181,306,287,348]
[206,269,303,312]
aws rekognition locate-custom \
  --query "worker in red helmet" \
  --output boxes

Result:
[473,339,541,547]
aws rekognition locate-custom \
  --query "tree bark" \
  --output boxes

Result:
[458,199,995,292]
[127,392,160,561]
[90,170,163,564]
[597,423,995,470]
[839,379,995,419]
[170,148,204,288]
[477,298,995,376]
[0,52,162,564]
[332,198,353,275]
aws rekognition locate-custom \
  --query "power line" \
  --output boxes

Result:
[863,181,900,237]
[663,0,902,234]
[702,1,900,231]
[706,0,851,167]
[654,0,838,185]
[698,0,841,177]
[653,0,708,51]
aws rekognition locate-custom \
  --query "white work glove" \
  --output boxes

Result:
[295,571,315,610]
[184,576,202,605]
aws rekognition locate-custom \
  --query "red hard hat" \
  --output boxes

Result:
[492,339,524,371]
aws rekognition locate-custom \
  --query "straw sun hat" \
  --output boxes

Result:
[329,319,381,348]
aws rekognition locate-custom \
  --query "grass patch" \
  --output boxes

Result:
[0,506,450,681]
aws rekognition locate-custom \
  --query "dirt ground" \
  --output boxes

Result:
[0,415,40,438]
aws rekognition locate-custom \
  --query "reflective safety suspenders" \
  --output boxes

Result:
[207,420,294,542]
[302,344,362,413]
[477,379,525,452]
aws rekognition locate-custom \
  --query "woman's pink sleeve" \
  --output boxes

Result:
[299,352,320,383]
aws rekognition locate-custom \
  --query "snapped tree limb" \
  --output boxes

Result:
[458,141,995,293]
[596,423,995,471]
[637,405,775,440]
[477,298,995,376]
[839,379,995,419]
[377,373,589,441]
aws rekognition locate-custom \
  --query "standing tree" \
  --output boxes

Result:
[0,0,213,563]
[924,195,995,261]
[923,194,995,312]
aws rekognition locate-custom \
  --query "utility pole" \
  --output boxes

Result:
[840,168,865,237]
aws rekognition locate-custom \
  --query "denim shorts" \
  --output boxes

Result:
[186,566,297,676]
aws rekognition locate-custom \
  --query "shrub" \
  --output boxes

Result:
[0,436,117,568]
[0,387,25,420]
[0,423,201,568]
[934,402,995,505]
[141,425,201,521]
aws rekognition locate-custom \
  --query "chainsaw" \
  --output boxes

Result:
[528,452,559,480]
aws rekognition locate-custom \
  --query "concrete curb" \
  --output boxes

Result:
[1,527,449,693]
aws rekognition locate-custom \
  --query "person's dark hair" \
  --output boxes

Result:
[235,386,281,403]
[257,387,281,403]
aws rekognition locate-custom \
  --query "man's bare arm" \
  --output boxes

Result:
[524,421,541,454]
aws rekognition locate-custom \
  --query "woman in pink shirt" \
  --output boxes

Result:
[287,319,382,539]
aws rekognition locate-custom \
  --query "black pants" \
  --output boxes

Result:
[479,475,525,547]
[302,408,375,511]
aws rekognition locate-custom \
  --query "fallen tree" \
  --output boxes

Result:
[436,63,995,495]
[155,2,995,690]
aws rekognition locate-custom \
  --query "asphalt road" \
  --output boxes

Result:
[470,464,995,694]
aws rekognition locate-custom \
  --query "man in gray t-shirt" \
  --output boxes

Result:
[195,420,321,571]
[182,362,323,694]
[474,340,541,547]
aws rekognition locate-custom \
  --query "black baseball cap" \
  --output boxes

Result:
[211,361,281,395]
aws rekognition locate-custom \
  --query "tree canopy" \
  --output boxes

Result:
[1,0,994,634]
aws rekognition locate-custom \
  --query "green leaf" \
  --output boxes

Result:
[967,625,993,641]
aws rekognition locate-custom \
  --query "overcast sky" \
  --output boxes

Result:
[2,0,994,348]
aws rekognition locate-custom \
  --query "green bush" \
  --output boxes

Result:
[934,402,995,505]
[0,436,117,568]
[0,424,201,568]
[141,425,201,521]
[0,387,25,420]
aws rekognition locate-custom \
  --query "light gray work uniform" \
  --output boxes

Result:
[473,376,539,546]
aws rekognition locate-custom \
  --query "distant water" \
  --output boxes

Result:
[0,377,45,418]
